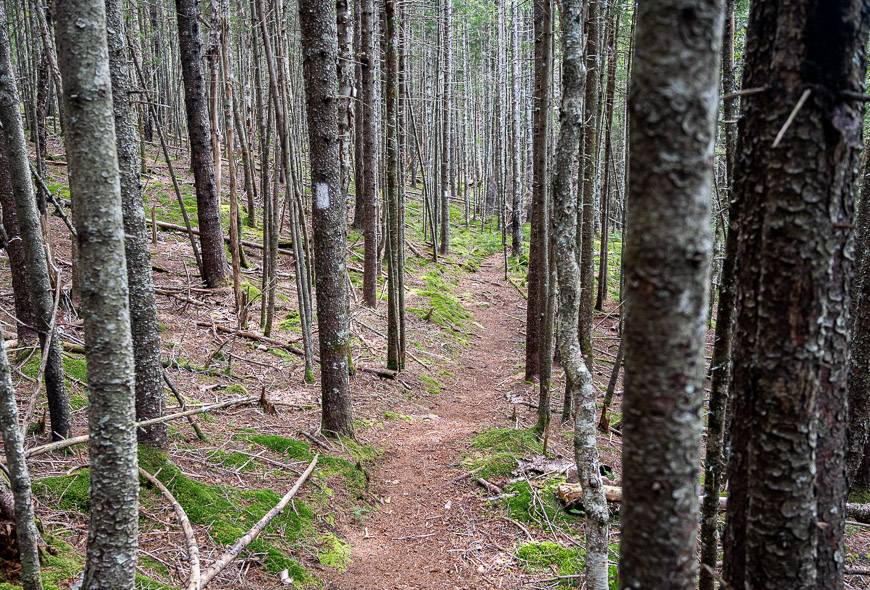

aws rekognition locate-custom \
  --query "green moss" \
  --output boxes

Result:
[849,487,870,504]
[239,433,313,461]
[408,269,470,342]
[317,533,351,571]
[209,450,256,471]
[241,279,262,303]
[137,447,318,586]
[70,393,88,411]
[33,470,91,513]
[21,354,87,384]
[383,411,412,422]
[280,309,302,333]
[224,383,248,396]
[516,541,583,577]
[420,373,443,396]
[502,479,581,527]
[462,428,543,480]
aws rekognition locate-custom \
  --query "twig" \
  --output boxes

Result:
[198,455,318,589]
[162,372,207,441]
[24,396,256,458]
[772,89,811,148]
[138,467,200,590]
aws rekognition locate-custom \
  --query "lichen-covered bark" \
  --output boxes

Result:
[54,0,139,586]
[620,1,721,588]
[723,2,869,588]
[510,3,523,259]
[525,0,553,381]
[106,0,165,449]
[0,4,69,441]
[551,1,609,587]
[0,139,38,345]
[175,0,227,288]
[0,335,42,590]
[438,0,452,256]
[336,0,354,198]
[298,0,355,437]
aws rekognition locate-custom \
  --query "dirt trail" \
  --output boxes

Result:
[325,256,528,590]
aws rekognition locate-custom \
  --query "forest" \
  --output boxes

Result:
[0,0,866,588]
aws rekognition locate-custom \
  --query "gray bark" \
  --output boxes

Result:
[551,0,609,587]
[620,1,721,588]
[54,0,139,586]
[175,0,228,288]
[359,0,378,307]
[438,0,452,255]
[106,0,165,448]
[0,334,43,589]
[298,0,355,437]
[0,2,69,441]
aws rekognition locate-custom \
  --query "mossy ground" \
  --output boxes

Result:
[515,541,619,589]
[462,427,543,480]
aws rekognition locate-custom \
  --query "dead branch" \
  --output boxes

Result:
[138,467,200,590]
[198,455,318,589]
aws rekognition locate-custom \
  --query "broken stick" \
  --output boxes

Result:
[198,455,318,589]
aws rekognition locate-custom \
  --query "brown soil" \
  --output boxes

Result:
[323,257,533,590]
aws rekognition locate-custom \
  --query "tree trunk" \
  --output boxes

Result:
[0,139,38,345]
[620,1,722,588]
[337,0,354,199]
[551,0,609,586]
[55,0,139,587]
[359,0,378,307]
[298,0,355,438]
[0,3,69,441]
[525,0,553,380]
[106,0,166,449]
[698,2,737,587]
[438,0,452,255]
[0,333,43,590]
[175,0,227,288]
[510,1,523,258]
[723,3,869,588]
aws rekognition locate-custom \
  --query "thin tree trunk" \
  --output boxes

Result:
[0,4,69,441]
[175,0,228,288]
[620,1,722,588]
[359,0,378,307]
[438,0,452,255]
[298,0,355,437]
[551,1,609,586]
[0,336,42,590]
[525,0,553,380]
[55,0,139,586]
[107,0,166,449]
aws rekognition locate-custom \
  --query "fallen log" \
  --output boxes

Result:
[198,455,318,589]
[194,322,303,355]
[139,467,200,590]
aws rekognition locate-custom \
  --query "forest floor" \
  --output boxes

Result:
[2,139,870,589]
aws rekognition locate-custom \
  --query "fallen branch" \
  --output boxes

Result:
[356,366,397,379]
[147,219,293,256]
[198,455,318,589]
[194,322,302,354]
[557,482,725,510]
[24,397,256,458]
[138,467,200,590]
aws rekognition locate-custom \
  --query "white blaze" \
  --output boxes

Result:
[315,182,330,210]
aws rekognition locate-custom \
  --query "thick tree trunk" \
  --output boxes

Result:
[620,1,721,588]
[0,4,69,441]
[0,140,38,345]
[525,0,553,380]
[551,1,609,587]
[106,0,165,449]
[298,0,355,438]
[175,0,227,288]
[0,335,42,590]
[55,0,139,587]
[723,3,869,588]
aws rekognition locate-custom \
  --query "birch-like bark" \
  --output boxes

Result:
[620,1,721,588]
[55,0,139,587]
